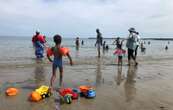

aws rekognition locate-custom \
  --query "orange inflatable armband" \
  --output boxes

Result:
[6,88,19,96]
[60,47,69,56]
[46,48,53,56]
[29,91,42,102]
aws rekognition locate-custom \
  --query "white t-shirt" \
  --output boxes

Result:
[135,35,141,46]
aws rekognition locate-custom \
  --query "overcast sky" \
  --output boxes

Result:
[0,0,172,38]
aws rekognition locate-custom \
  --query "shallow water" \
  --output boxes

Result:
[0,36,173,65]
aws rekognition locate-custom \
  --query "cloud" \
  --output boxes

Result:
[0,0,172,37]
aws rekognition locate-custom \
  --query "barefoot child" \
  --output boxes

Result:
[47,34,73,92]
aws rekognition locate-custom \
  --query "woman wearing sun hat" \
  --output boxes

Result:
[126,28,138,66]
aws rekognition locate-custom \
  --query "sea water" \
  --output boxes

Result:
[0,36,172,65]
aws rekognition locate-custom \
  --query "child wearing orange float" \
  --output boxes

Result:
[47,34,73,92]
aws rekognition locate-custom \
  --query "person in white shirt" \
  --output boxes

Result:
[134,32,141,60]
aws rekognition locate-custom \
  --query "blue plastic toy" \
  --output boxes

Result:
[86,89,96,98]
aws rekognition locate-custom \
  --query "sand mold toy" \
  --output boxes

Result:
[6,87,19,96]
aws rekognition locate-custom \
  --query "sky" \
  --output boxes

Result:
[0,0,172,38]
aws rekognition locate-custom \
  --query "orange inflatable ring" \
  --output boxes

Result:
[6,88,19,96]
[29,91,42,102]
[60,47,69,56]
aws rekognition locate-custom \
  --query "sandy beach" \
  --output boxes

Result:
[0,56,173,110]
[0,0,173,109]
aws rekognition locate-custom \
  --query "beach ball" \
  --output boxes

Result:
[30,91,42,102]
[5,87,19,96]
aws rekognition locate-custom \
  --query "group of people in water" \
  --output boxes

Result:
[31,27,142,92]
[75,37,84,50]
[31,27,170,92]
[94,28,141,66]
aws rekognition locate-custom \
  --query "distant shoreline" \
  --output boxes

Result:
[88,37,173,40]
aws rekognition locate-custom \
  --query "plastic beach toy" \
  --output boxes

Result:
[29,85,51,102]
[79,85,92,93]
[59,88,78,100]
[79,85,96,98]
[86,89,96,98]
[6,87,19,96]
[64,94,72,104]
[30,91,42,102]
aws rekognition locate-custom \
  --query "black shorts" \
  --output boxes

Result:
[118,56,122,60]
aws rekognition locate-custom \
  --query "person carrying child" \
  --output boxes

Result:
[47,34,73,92]
[114,37,126,65]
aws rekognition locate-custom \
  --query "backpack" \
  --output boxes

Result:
[126,34,136,50]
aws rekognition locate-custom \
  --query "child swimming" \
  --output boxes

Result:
[47,34,73,92]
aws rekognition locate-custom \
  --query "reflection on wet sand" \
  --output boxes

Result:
[75,49,80,58]
[115,66,125,86]
[34,61,46,86]
[96,58,102,87]
[124,66,137,102]
[76,46,79,51]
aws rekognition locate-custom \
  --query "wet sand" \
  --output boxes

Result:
[0,57,173,110]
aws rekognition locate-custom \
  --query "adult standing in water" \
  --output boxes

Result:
[126,28,138,66]
[81,40,84,45]
[134,32,141,60]
[95,28,103,58]
[75,37,80,50]
[32,30,46,59]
